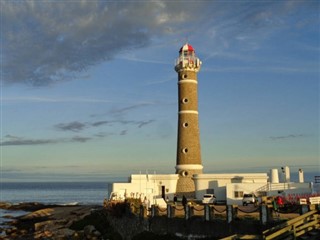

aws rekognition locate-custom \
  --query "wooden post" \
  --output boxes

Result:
[185,204,189,220]
[233,205,238,220]
[227,205,232,223]
[151,205,158,217]
[140,205,147,219]
[204,205,213,221]
[226,205,238,223]
[188,205,194,218]
[167,204,175,218]
[267,205,273,222]
[299,204,309,215]
[260,204,268,225]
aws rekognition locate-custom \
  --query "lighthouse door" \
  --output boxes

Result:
[161,186,165,199]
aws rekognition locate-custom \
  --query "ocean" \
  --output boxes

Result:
[0,181,111,227]
[0,181,110,205]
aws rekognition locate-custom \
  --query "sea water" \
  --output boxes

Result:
[0,181,110,205]
[0,181,111,228]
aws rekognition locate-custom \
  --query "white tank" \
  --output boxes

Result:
[298,169,304,183]
[285,166,290,183]
[270,169,279,183]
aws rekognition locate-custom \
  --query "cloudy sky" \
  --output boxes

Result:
[1,0,319,182]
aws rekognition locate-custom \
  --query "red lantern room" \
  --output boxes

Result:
[175,43,201,72]
[179,43,195,54]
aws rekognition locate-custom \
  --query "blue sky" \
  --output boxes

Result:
[1,0,319,182]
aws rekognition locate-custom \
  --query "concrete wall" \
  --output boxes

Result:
[193,173,268,201]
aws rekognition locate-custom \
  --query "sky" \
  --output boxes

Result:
[0,0,319,182]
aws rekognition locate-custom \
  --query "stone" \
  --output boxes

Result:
[84,225,96,236]
[21,208,54,219]
[44,230,53,237]
[34,220,54,231]
[55,228,75,238]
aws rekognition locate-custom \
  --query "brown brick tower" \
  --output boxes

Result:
[174,43,203,198]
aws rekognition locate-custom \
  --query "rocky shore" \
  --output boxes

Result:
[0,202,120,240]
[0,201,185,240]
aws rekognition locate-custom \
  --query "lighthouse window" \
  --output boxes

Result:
[182,148,188,154]
[183,122,189,128]
[181,171,188,177]
[182,74,188,79]
[181,98,188,104]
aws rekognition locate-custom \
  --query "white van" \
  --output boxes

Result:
[202,194,216,204]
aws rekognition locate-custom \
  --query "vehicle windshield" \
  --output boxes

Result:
[204,194,214,198]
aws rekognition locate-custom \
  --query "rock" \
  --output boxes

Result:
[34,232,43,239]
[73,230,85,239]
[21,208,54,219]
[5,226,17,235]
[84,225,102,239]
[34,220,55,231]
[84,225,96,236]
[0,202,12,209]
[55,228,75,238]
[44,230,53,237]
[19,229,29,235]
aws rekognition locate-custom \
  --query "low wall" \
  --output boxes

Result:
[105,201,319,240]
[106,212,263,240]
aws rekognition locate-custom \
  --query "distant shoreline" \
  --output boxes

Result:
[1,170,318,183]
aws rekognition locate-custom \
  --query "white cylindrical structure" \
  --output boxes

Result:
[298,169,304,183]
[270,169,279,183]
[285,166,290,183]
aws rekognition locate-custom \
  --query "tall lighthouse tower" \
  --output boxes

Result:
[175,43,203,197]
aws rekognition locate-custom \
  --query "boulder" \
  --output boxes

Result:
[84,225,96,236]
[21,208,54,219]
[55,228,75,238]
[34,220,55,231]
[83,225,102,239]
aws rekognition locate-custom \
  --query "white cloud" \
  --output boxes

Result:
[2,0,318,86]
[2,0,205,86]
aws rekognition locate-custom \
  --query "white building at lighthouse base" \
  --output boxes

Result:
[108,167,313,206]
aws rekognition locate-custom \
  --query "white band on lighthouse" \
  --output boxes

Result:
[175,164,203,171]
[179,110,198,114]
[178,79,197,84]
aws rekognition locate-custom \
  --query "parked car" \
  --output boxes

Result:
[202,194,216,204]
[242,194,258,206]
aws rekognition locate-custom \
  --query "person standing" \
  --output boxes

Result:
[182,195,187,212]
[173,194,178,205]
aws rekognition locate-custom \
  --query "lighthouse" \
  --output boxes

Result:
[175,43,203,197]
